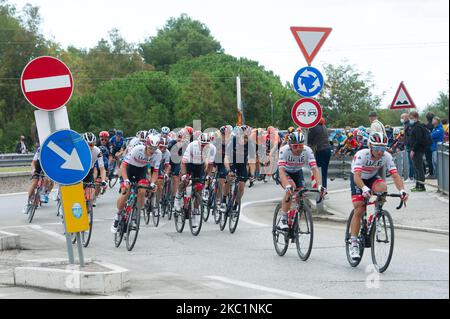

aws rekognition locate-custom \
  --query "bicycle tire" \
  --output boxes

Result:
[213,183,222,225]
[27,192,39,224]
[114,213,125,248]
[371,210,395,273]
[151,193,160,227]
[219,193,231,231]
[295,204,314,261]
[126,206,140,251]
[167,197,173,221]
[345,210,365,267]
[144,196,151,225]
[189,196,203,236]
[272,203,289,256]
[109,175,119,188]
[82,201,93,248]
[229,188,241,234]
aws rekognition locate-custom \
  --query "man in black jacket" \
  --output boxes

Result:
[424,112,435,178]
[401,113,415,183]
[409,111,427,192]
[307,118,332,189]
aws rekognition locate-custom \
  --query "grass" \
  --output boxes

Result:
[0,166,29,173]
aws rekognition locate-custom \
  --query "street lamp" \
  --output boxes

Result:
[269,92,274,126]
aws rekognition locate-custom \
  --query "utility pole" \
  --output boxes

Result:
[269,92,274,126]
[236,75,243,125]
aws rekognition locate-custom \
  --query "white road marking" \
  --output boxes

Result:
[28,225,66,242]
[23,75,71,92]
[0,192,28,197]
[206,275,321,299]
[240,198,279,227]
[430,249,449,254]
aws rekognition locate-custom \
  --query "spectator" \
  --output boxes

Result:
[431,116,444,178]
[401,112,415,183]
[442,118,449,143]
[307,117,331,189]
[385,125,394,147]
[424,112,435,177]
[368,111,386,135]
[15,136,28,154]
[409,110,428,192]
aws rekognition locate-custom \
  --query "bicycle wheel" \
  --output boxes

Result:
[213,184,222,225]
[151,193,160,227]
[174,203,186,233]
[126,206,141,251]
[143,196,151,225]
[371,210,395,273]
[295,204,314,261]
[189,196,203,236]
[272,203,289,256]
[167,196,173,221]
[345,210,365,267]
[219,193,231,231]
[229,189,241,234]
[56,199,62,217]
[114,213,125,248]
[81,202,93,248]
[27,192,39,223]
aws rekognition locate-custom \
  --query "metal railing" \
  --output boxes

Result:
[0,153,34,167]
[437,143,449,194]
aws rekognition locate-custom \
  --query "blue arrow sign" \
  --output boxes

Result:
[40,129,92,185]
[293,66,324,97]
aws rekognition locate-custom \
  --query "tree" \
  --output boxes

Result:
[140,14,223,71]
[422,86,449,120]
[316,64,384,128]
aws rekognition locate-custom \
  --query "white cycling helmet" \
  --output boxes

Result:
[159,137,169,148]
[368,132,388,147]
[83,132,96,144]
[199,132,211,145]
[147,129,158,136]
[161,126,170,135]
[136,130,149,142]
[145,135,160,148]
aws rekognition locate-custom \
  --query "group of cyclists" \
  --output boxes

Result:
[24,122,410,262]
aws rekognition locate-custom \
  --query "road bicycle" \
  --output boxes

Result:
[219,172,246,234]
[272,188,321,261]
[160,174,173,221]
[200,174,218,223]
[173,177,204,236]
[114,182,151,251]
[345,192,405,273]
[144,184,160,227]
[25,173,45,223]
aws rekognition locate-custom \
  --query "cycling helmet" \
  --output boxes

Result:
[159,137,169,148]
[335,129,342,136]
[147,129,158,136]
[116,130,123,137]
[287,126,295,134]
[296,127,303,133]
[357,130,365,137]
[393,127,401,135]
[99,131,109,138]
[185,126,193,136]
[219,126,227,135]
[358,126,366,132]
[368,132,388,147]
[145,135,160,148]
[199,132,211,145]
[136,130,149,142]
[161,126,170,135]
[176,129,185,138]
[83,132,96,144]
[109,128,116,136]
[288,132,305,145]
[347,132,354,139]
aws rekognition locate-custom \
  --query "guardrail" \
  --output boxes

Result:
[437,142,449,195]
[0,153,34,167]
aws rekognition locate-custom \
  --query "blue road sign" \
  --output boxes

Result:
[293,66,324,97]
[40,129,91,185]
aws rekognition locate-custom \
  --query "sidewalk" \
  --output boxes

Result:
[323,182,449,234]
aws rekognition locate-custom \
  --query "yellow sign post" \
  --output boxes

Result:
[60,183,89,233]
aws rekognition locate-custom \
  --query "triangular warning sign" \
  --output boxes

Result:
[290,26,332,65]
[390,82,416,109]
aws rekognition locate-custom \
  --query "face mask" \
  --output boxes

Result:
[409,119,416,125]
[400,119,405,124]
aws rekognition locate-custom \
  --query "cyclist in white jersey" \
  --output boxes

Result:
[111,135,161,233]
[276,132,326,230]
[349,132,409,260]
[156,137,171,208]
[124,131,148,156]
[82,133,107,195]
[174,133,217,212]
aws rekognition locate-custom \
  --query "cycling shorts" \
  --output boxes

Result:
[350,173,384,203]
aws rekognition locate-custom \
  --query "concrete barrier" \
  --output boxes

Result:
[0,231,21,251]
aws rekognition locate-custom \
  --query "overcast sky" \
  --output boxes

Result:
[9,0,450,111]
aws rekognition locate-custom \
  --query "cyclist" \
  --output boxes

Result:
[161,126,171,140]
[173,133,217,218]
[220,125,256,213]
[184,126,194,142]
[83,133,107,202]
[93,131,111,205]
[330,129,346,154]
[214,125,233,203]
[356,130,369,151]
[23,146,46,212]
[349,132,409,260]
[262,126,281,182]
[168,129,189,199]
[125,130,148,156]
[276,132,326,230]
[156,137,171,209]
[109,130,126,175]
[338,132,359,156]
[111,135,161,233]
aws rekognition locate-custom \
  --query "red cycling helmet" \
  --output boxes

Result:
[99,131,109,138]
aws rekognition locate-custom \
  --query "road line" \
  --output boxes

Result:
[430,249,449,254]
[0,192,28,197]
[206,275,321,299]
[240,198,279,227]
[28,225,66,242]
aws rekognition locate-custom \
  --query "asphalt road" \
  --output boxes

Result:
[0,180,448,299]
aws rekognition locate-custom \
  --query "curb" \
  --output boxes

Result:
[13,259,130,295]
[0,172,29,178]
[0,231,21,251]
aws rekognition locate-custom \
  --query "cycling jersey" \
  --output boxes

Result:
[123,145,162,171]
[278,145,317,173]
[90,146,104,169]
[125,137,143,155]
[159,149,171,172]
[110,136,125,150]
[225,136,256,165]
[182,141,216,165]
[96,145,110,169]
[351,149,398,180]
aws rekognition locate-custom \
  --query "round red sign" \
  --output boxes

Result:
[20,56,73,111]
[291,98,322,128]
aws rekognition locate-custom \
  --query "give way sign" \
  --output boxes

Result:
[21,56,74,111]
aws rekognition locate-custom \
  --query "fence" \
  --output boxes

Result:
[0,153,34,167]
[437,143,449,194]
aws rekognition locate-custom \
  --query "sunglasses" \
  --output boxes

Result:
[291,144,304,149]
[100,138,108,141]
[147,146,157,151]
[372,146,387,152]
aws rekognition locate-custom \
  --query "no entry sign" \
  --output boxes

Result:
[291,98,322,128]
[21,56,74,111]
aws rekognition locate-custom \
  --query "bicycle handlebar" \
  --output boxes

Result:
[369,192,406,210]
[285,188,323,203]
